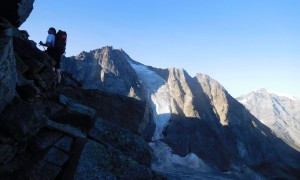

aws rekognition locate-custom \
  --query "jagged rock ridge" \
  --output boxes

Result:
[237,88,300,151]
[62,46,143,100]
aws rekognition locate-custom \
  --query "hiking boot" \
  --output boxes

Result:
[50,82,57,89]
[56,83,62,89]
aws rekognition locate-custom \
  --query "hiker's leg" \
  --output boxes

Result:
[56,69,61,84]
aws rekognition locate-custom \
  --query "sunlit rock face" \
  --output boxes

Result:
[61,47,143,100]
[238,88,300,151]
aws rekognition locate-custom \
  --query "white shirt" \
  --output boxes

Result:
[46,34,55,46]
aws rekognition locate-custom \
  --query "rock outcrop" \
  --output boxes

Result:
[0,0,34,27]
[0,23,17,113]
[0,2,161,179]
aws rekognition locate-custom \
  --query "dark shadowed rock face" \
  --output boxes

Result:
[60,88,150,134]
[0,3,162,179]
[0,0,34,27]
[0,17,56,114]
[0,30,17,113]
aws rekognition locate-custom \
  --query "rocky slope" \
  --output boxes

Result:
[64,49,300,179]
[237,88,300,151]
[0,1,161,179]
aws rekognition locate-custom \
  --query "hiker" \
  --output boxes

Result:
[39,27,62,86]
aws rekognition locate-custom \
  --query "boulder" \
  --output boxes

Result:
[61,88,150,134]
[89,118,153,166]
[74,140,154,179]
[0,0,35,27]
[0,102,47,141]
[54,136,73,153]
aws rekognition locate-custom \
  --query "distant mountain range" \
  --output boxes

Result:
[237,88,300,151]
[61,47,300,179]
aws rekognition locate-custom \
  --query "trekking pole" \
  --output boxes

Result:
[39,41,46,51]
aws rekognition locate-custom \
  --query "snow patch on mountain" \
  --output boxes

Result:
[238,94,254,104]
[129,61,213,174]
[129,62,171,140]
[149,141,213,173]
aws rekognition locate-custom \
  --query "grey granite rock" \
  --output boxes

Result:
[89,118,153,166]
[237,88,300,151]
[43,147,69,166]
[0,36,16,114]
[61,47,143,99]
[0,102,48,141]
[54,136,73,152]
[75,140,153,180]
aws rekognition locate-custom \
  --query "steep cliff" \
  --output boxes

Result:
[0,2,161,179]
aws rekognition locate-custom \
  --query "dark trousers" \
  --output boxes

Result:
[46,47,61,69]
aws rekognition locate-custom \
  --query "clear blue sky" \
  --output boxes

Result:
[21,0,300,98]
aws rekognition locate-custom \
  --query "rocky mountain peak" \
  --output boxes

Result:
[62,46,143,99]
[237,89,300,151]
[196,73,229,125]
[166,68,200,118]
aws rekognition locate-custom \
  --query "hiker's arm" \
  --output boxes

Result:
[39,41,51,47]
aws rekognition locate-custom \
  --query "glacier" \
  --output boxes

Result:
[128,61,264,179]
[128,61,214,175]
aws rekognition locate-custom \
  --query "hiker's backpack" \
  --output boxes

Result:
[55,30,67,54]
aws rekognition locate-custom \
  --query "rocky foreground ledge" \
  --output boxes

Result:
[0,2,164,179]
